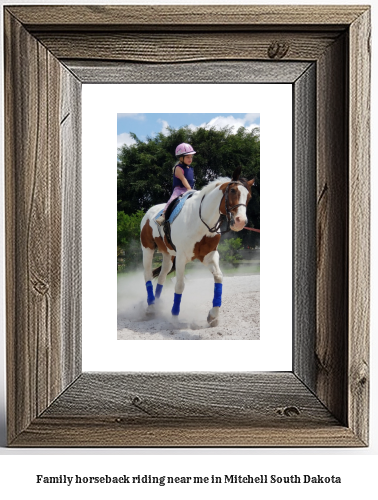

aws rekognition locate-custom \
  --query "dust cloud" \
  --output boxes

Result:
[117,263,260,340]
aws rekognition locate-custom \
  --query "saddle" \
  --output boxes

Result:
[154,191,195,251]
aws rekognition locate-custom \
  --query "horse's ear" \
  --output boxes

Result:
[232,166,242,181]
[248,178,255,188]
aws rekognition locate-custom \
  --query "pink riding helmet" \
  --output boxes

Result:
[175,143,196,157]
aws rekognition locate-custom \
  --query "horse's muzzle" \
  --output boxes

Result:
[230,214,247,232]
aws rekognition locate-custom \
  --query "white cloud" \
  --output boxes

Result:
[117,132,136,148]
[117,113,145,120]
[188,113,260,133]
[158,119,170,136]
[244,113,260,124]
[245,123,260,133]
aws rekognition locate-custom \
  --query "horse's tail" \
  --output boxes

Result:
[152,266,161,279]
[152,257,176,279]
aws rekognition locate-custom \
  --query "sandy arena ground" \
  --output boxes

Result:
[117,270,259,340]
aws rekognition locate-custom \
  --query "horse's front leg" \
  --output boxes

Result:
[203,250,223,326]
[171,253,186,316]
[142,247,156,313]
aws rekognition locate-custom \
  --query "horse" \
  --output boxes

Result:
[140,167,255,326]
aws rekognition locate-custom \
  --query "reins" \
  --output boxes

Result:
[199,180,248,234]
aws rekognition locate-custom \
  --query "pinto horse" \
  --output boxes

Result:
[140,167,255,326]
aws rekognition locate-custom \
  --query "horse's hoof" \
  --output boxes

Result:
[207,314,219,327]
[146,304,156,317]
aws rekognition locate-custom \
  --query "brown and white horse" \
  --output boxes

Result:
[140,167,255,326]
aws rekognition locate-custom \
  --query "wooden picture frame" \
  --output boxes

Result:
[4,5,370,447]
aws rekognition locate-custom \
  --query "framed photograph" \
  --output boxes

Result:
[115,109,262,342]
[4,5,370,447]
[83,86,292,372]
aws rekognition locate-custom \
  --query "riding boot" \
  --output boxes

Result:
[156,213,166,226]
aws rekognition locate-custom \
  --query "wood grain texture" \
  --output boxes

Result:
[34,31,339,63]
[4,11,80,443]
[61,69,82,388]
[4,5,370,447]
[293,64,316,390]
[11,419,363,448]
[5,12,62,442]
[11,373,363,447]
[65,60,312,84]
[7,5,367,29]
[316,34,348,426]
[41,373,336,422]
[348,9,371,445]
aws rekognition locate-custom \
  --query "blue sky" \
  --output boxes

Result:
[117,113,260,149]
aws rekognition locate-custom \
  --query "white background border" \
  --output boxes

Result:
[0,4,376,498]
[82,83,292,372]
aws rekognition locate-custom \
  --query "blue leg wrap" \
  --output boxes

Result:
[146,281,155,305]
[171,293,182,316]
[213,282,223,308]
[155,283,163,299]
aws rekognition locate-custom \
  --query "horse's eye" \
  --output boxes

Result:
[230,189,236,193]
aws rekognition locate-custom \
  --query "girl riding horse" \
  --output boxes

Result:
[140,162,255,326]
[156,142,196,226]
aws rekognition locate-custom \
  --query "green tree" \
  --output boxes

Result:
[117,209,145,247]
[117,210,145,270]
[217,237,244,267]
[117,125,260,248]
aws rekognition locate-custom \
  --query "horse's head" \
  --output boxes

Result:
[219,168,255,231]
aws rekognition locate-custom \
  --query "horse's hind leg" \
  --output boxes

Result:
[155,252,174,298]
[142,247,156,310]
[202,250,223,326]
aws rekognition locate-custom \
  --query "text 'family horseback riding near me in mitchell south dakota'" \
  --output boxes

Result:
[35,473,342,486]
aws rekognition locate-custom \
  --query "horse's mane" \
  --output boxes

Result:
[198,177,231,196]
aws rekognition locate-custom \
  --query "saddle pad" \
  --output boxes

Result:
[153,191,195,225]
[167,191,194,223]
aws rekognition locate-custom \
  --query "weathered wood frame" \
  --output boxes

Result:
[4,5,370,447]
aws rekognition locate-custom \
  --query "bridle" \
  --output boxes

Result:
[199,180,249,234]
